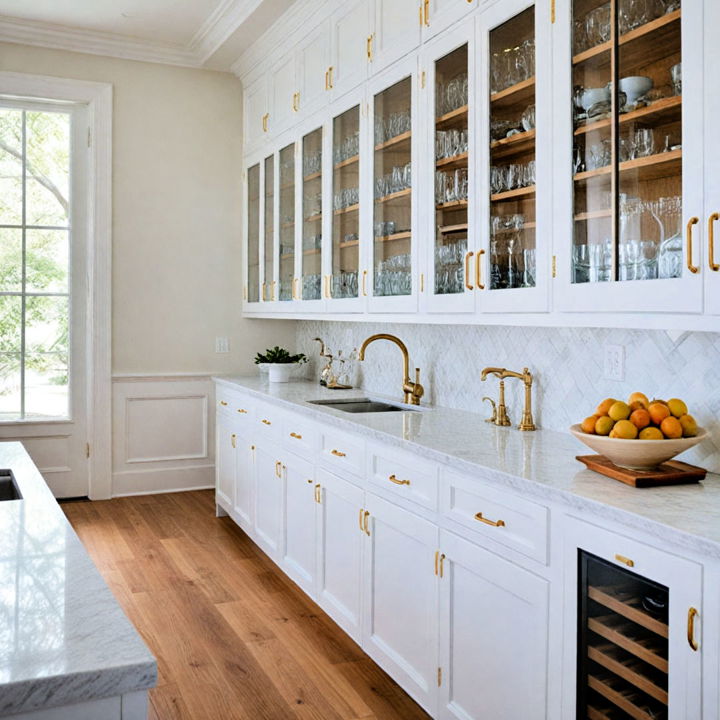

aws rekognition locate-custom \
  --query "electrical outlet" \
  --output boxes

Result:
[215,336,229,353]
[603,344,625,381]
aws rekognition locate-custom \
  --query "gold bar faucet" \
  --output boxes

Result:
[358,333,424,406]
[480,367,536,431]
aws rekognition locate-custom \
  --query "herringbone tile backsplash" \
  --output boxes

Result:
[296,322,720,474]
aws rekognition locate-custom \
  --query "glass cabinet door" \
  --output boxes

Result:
[246,163,261,304]
[278,143,296,303]
[301,127,323,301]
[330,105,361,302]
[263,154,275,302]
[372,75,413,303]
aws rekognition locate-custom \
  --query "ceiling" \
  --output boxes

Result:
[0,0,295,71]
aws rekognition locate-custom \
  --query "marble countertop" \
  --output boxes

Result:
[0,442,156,717]
[216,376,720,559]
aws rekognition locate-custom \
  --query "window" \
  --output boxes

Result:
[0,105,71,421]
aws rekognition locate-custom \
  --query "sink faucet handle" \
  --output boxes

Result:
[482,396,497,424]
[411,367,424,404]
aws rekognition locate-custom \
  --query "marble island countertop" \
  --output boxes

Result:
[216,376,720,559]
[0,442,156,717]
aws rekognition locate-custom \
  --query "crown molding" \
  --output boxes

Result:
[0,14,203,68]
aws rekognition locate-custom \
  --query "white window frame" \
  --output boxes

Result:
[0,72,112,500]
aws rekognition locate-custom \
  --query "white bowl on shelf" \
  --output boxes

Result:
[619,76,653,105]
[570,424,708,470]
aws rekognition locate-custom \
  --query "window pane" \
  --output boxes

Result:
[24,353,68,419]
[26,229,69,293]
[0,108,23,226]
[0,228,22,292]
[0,353,21,420]
[0,296,22,352]
[25,296,69,355]
[25,111,70,227]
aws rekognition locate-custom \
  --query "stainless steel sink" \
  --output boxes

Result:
[307,397,418,413]
[0,470,21,501]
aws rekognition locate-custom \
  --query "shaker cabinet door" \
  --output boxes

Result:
[330,0,371,99]
[372,0,422,72]
[254,444,285,559]
[215,415,236,510]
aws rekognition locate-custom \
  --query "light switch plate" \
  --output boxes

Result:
[603,344,625,381]
[215,336,229,353]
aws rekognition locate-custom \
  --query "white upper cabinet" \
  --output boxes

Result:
[271,53,300,135]
[297,20,332,117]
[330,0,372,100]
[372,0,423,72]
[422,0,479,41]
[243,74,269,155]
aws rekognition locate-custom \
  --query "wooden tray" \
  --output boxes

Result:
[576,454,706,488]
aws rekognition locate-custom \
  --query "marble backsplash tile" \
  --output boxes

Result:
[296,321,720,474]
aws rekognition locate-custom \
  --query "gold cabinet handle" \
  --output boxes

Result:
[325,69,329,91]
[688,607,699,651]
[686,216,699,274]
[439,552,445,577]
[328,66,334,89]
[331,449,346,457]
[614,553,634,568]
[262,419,272,425]
[315,484,322,504]
[237,408,247,414]
[362,270,368,296]
[292,91,300,112]
[476,249,485,290]
[231,433,236,448]
[262,113,269,132]
[275,460,282,477]
[290,432,303,439]
[418,4,423,26]
[388,474,411,486]
[423,0,430,25]
[709,213,720,271]
[363,510,371,536]
[359,508,365,532]
[324,275,331,298]
[219,400,228,406]
[262,281,267,300]
[434,550,439,575]
[366,34,373,61]
[474,512,505,528]
[464,251,475,290]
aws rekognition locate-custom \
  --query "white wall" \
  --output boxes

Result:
[0,41,295,494]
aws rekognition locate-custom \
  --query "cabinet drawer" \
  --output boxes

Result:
[442,470,549,563]
[254,403,282,443]
[318,426,365,478]
[367,443,438,510]
[281,415,319,459]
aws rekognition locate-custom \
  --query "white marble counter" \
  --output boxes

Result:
[0,442,156,717]
[216,376,720,560]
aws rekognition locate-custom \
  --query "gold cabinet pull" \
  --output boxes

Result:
[219,400,228,406]
[686,216,700,274]
[331,449,346,457]
[237,408,247,414]
[363,510,371,536]
[231,433,236,448]
[709,212,720,271]
[328,66,334,89]
[418,4,423,26]
[315,484,322,504]
[474,512,505,528]
[292,91,300,112]
[476,249,486,290]
[290,432,303,440]
[423,0,430,25]
[325,68,329,91]
[688,607,699,651]
[262,113,269,133]
[388,474,411,486]
[439,552,446,577]
[614,553,634,568]
[262,281,267,300]
[366,34,374,61]
[262,419,272,425]
[464,251,475,290]
[275,460,281,477]
[362,269,368,296]
[359,508,365,532]
[434,550,439,575]
[307,478,313,484]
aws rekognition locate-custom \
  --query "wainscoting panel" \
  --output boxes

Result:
[112,375,215,496]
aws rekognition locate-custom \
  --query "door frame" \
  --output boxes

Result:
[0,71,113,500]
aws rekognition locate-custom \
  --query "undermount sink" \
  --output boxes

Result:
[0,470,21,501]
[307,397,419,413]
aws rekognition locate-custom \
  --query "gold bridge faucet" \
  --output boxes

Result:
[358,334,424,406]
[480,366,536,431]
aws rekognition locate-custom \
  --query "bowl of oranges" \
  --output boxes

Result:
[570,392,707,470]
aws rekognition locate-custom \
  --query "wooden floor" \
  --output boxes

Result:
[63,490,430,720]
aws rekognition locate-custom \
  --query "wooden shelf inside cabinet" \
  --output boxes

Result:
[374,130,411,153]
[376,188,411,204]
[490,77,535,109]
[588,615,668,673]
[492,221,537,233]
[572,40,611,67]
[303,171,321,182]
[588,585,669,638]
[588,675,661,720]
[338,239,359,249]
[439,223,468,234]
[374,231,411,243]
[334,155,359,170]
[436,199,468,210]
[304,212,322,223]
[620,149,681,181]
[491,130,536,160]
[333,203,359,216]
[303,248,321,256]
[575,96,682,137]
[575,209,612,221]
[436,105,468,129]
[436,152,469,171]
[490,185,536,202]
[280,221,295,230]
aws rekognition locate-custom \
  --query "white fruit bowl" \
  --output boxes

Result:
[570,424,708,470]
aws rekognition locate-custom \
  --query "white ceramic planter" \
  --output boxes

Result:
[268,364,293,383]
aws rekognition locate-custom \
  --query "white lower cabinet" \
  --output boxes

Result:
[438,529,550,720]
[233,437,254,531]
[215,414,236,510]
[253,443,285,559]
[362,493,439,712]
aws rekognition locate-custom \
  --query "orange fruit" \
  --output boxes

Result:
[610,420,638,439]
[679,414,698,437]
[667,398,688,418]
[629,408,651,430]
[596,398,617,416]
[627,392,650,410]
[648,402,671,425]
[595,416,615,436]
[629,401,646,412]
[581,415,599,434]
[608,401,631,421]
[660,416,683,439]
[652,398,669,406]
[639,427,664,440]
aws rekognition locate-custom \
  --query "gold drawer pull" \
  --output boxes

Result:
[231,433,236,448]
[359,508,365,532]
[219,400,228,406]
[688,607,699,651]
[363,510,371,536]
[476,249,485,290]
[614,553,634,568]
[262,419,272,425]
[474,512,505,528]
[709,212,720,271]
[439,552,445,577]
[290,432,303,439]
[315,484,322,503]
[464,251,475,291]
[331,449,346,457]
[686,216,699,274]
[388,474,410,486]
[237,408,247,414]
[275,461,282,478]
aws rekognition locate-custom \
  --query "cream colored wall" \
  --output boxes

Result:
[0,41,295,375]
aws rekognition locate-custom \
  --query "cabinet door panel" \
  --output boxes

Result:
[439,529,549,720]
[298,21,331,115]
[316,468,365,642]
[234,438,254,531]
[373,0,422,71]
[271,54,298,135]
[705,0,720,314]
[363,494,439,712]
[330,0,370,98]
[216,415,235,510]
[424,0,477,41]
[254,444,284,559]
[243,75,268,152]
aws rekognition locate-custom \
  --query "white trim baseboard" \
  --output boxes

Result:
[112,464,215,497]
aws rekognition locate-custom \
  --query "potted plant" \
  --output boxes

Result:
[254,346,308,383]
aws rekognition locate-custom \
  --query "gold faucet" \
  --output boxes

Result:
[358,333,424,406]
[480,367,536,431]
